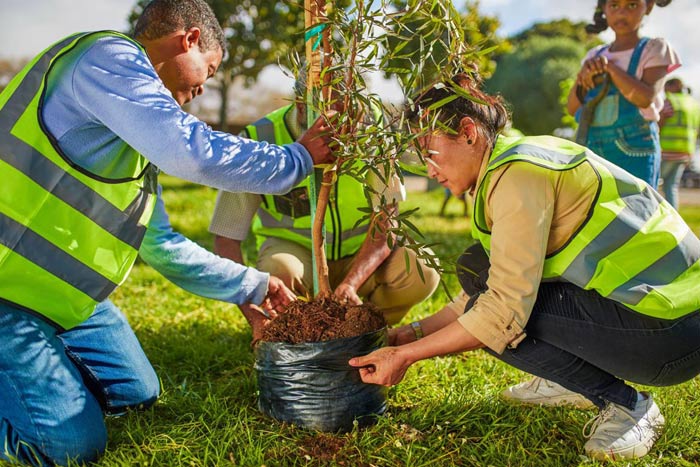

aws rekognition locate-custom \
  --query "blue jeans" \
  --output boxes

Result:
[659,159,687,210]
[586,121,661,188]
[458,246,700,411]
[0,300,160,466]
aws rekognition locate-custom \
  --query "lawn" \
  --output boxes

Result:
[40,176,700,467]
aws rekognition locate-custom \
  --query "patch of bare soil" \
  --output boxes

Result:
[261,296,386,344]
[299,433,346,462]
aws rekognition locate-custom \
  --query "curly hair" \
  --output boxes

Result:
[133,0,226,53]
[586,0,673,34]
[406,72,510,145]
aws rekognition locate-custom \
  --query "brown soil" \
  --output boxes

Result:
[298,433,346,462]
[261,296,386,344]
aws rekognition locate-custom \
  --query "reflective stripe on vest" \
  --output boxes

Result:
[660,93,700,154]
[473,135,700,319]
[246,105,369,260]
[0,32,157,329]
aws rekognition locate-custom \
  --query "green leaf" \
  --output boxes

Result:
[426,94,458,111]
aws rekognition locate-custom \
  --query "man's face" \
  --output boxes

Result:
[158,35,223,106]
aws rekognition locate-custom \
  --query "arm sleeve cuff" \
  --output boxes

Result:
[457,302,526,354]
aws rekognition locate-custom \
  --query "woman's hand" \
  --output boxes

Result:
[348,347,411,387]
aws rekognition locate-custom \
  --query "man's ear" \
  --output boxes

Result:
[181,27,202,52]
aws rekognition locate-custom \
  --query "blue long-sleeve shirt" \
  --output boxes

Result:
[42,34,312,305]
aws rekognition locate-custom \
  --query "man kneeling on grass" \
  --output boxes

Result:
[0,0,337,465]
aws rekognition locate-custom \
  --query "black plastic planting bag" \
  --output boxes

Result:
[255,327,388,432]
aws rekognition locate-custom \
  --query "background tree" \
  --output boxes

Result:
[485,23,590,135]
[0,58,28,94]
[128,0,349,131]
[511,19,602,50]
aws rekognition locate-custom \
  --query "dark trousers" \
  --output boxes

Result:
[458,244,700,410]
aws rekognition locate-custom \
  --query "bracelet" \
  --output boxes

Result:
[410,321,424,340]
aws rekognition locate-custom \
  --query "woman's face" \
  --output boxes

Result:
[417,130,483,197]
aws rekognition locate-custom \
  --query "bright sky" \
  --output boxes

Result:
[1,0,698,97]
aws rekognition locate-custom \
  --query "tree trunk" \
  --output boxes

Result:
[218,73,231,132]
[305,0,333,297]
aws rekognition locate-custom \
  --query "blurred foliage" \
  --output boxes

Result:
[485,19,597,135]
[510,19,603,50]
[0,58,29,94]
[559,76,577,130]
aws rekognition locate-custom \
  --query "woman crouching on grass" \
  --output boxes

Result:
[349,71,700,461]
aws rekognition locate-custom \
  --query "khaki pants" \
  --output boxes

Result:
[256,238,440,325]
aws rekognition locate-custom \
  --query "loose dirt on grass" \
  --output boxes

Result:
[298,433,347,462]
[261,296,386,344]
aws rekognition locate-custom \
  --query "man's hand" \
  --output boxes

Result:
[297,111,338,166]
[238,303,272,345]
[334,283,362,305]
[261,275,296,314]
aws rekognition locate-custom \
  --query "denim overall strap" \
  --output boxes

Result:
[611,37,650,126]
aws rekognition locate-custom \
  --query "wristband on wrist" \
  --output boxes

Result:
[410,321,424,340]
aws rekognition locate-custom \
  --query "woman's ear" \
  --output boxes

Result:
[459,116,478,143]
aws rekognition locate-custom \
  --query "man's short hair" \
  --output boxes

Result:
[133,0,226,53]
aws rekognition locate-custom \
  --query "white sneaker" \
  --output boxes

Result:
[501,376,595,409]
[583,392,665,461]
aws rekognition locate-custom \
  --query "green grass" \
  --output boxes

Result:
[24,175,700,467]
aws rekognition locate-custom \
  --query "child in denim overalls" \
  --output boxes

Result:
[566,0,680,188]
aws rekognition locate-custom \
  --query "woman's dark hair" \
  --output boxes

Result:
[406,72,510,144]
[586,0,673,34]
[133,0,226,53]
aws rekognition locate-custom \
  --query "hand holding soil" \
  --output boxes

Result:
[262,276,296,314]
[333,283,362,305]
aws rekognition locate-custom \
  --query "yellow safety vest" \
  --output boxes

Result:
[245,105,369,260]
[660,92,700,155]
[0,32,157,329]
[473,135,700,319]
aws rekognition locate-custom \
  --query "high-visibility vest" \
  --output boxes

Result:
[0,31,158,329]
[472,135,700,319]
[245,105,369,260]
[660,92,700,155]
